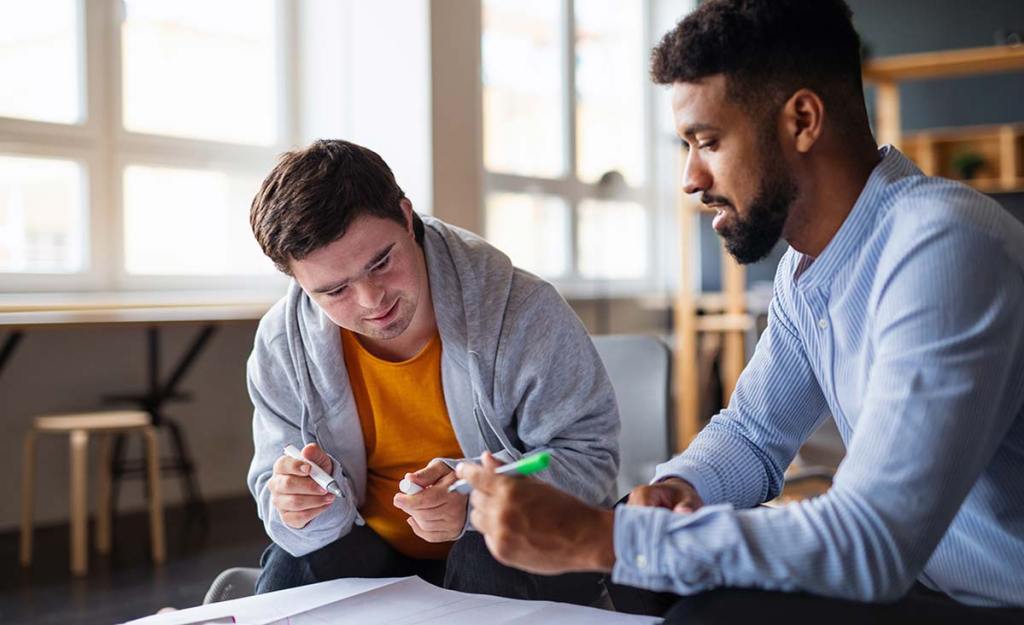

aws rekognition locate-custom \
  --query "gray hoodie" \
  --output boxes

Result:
[246,215,620,557]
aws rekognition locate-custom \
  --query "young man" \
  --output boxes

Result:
[245,139,618,604]
[457,1,1024,622]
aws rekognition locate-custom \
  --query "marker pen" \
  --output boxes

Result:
[283,444,343,497]
[448,450,552,494]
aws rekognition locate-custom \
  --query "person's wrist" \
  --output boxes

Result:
[580,508,616,572]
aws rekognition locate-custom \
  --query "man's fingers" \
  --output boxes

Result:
[274,454,311,477]
[627,485,664,507]
[409,460,453,488]
[301,443,333,475]
[282,502,332,529]
[407,517,457,543]
[394,482,467,512]
[468,504,491,534]
[627,484,680,509]
[273,492,335,512]
[274,474,328,496]
[480,451,503,470]
[456,457,499,496]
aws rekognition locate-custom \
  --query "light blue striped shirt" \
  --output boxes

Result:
[613,146,1024,607]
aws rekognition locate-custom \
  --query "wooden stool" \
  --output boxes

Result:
[20,410,166,576]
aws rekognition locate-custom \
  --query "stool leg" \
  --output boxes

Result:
[69,429,89,576]
[164,418,207,523]
[95,433,113,555]
[109,432,126,534]
[19,430,37,567]
[143,427,166,564]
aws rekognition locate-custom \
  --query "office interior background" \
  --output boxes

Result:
[1,1,1022,623]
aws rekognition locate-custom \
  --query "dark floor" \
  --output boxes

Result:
[0,496,269,625]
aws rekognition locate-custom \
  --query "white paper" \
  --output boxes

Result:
[124,576,660,625]
[260,577,660,625]
[121,577,402,625]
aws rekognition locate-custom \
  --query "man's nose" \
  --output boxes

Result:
[682,151,711,196]
[354,280,385,310]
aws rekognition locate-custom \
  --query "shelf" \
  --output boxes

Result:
[862,45,1024,148]
[695,313,754,333]
[901,124,1024,194]
[863,45,1024,83]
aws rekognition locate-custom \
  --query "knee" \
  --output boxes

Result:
[255,543,317,594]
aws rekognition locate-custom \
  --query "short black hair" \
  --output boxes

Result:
[652,0,868,133]
[250,139,423,275]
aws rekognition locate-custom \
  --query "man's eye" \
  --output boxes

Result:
[327,285,348,297]
[698,139,718,150]
[372,255,391,272]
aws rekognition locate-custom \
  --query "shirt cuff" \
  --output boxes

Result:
[612,503,733,595]
[612,505,676,592]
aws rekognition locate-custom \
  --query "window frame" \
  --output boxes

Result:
[482,0,662,298]
[0,0,295,294]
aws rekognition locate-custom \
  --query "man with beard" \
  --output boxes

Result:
[456,0,1024,623]
[245,139,617,605]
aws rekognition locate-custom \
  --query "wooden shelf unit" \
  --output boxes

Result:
[901,124,1024,193]
[862,44,1024,172]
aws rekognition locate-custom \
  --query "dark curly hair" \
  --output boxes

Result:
[652,0,869,135]
[250,139,423,275]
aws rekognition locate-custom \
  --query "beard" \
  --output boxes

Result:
[712,135,798,265]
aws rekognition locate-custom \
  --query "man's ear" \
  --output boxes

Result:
[781,88,824,154]
[400,198,415,235]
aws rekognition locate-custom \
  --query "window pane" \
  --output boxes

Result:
[123,165,274,275]
[0,0,81,124]
[578,199,646,279]
[121,0,277,145]
[575,0,645,185]
[482,0,564,178]
[486,192,568,278]
[0,155,85,273]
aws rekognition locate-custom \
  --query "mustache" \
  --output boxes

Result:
[701,193,732,207]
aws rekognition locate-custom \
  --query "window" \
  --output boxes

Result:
[482,0,657,293]
[0,0,291,292]
[0,155,86,273]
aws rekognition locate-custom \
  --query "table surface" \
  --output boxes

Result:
[0,291,280,329]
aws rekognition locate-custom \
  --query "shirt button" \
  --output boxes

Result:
[818,319,828,329]
[636,554,648,569]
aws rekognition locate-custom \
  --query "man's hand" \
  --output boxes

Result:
[457,452,616,575]
[627,477,703,513]
[268,443,336,529]
[393,460,467,543]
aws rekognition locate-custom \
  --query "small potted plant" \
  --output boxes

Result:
[951,151,985,180]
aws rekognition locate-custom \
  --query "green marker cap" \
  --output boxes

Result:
[510,450,551,476]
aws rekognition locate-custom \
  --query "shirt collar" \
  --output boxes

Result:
[794,145,918,290]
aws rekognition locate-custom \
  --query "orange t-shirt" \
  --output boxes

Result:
[340,329,463,560]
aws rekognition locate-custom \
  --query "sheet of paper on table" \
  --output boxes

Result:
[122,576,662,625]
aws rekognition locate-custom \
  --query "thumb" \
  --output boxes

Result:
[672,503,695,514]
[480,451,504,471]
[409,460,452,487]
[302,443,333,475]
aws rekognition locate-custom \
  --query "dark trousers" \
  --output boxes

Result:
[257,524,606,607]
[608,581,1024,624]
